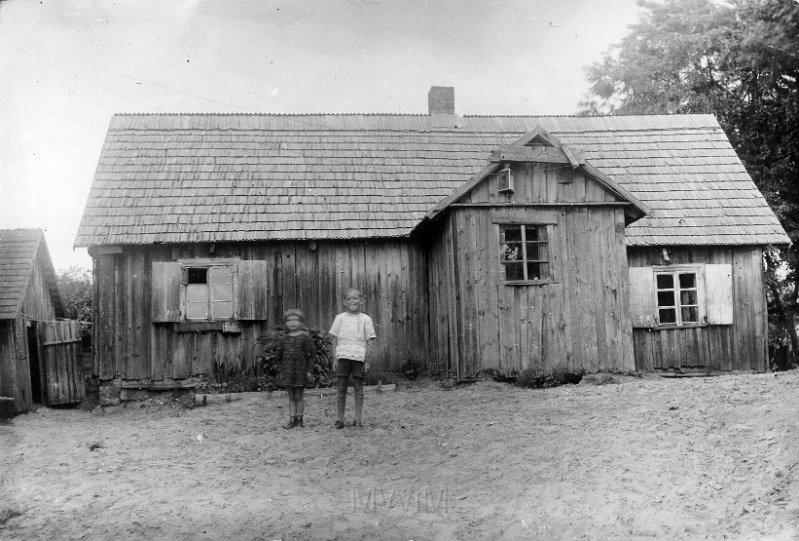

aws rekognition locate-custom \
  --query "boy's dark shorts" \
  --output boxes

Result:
[336,358,364,378]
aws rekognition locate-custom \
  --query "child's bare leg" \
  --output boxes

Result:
[336,376,348,424]
[353,376,364,425]
[297,388,305,427]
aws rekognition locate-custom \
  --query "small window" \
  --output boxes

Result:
[499,224,551,283]
[655,270,700,326]
[184,265,234,321]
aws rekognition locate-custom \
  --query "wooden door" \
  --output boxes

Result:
[38,320,84,406]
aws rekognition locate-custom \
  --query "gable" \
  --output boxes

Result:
[75,113,788,248]
[424,127,649,224]
[0,229,64,320]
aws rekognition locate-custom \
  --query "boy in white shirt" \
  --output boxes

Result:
[328,288,376,428]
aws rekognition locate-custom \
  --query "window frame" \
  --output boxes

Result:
[652,264,706,328]
[177,258,238,322]
[497,223,554,286]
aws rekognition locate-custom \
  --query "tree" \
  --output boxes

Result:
[57,266,92,326]
[582,0,799,367]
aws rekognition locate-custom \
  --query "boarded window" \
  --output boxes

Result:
[499,224,551,283]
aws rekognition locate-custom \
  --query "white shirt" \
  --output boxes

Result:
[329,312,376,361]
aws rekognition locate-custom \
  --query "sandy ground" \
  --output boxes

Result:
[2,372,799,541]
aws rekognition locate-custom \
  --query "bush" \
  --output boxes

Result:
[516,369,583,389]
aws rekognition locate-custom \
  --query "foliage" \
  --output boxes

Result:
[582,0,799,363]
[56,266,92,340]
[516,369,583,389]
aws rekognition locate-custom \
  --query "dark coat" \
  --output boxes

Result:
[277,332,315,388]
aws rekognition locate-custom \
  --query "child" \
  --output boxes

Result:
[328,288,376,428]
[276,309,315,429]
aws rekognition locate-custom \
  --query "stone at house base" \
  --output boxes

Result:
[0,397,16,418]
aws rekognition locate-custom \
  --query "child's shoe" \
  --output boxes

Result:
[351,419,363,428]
[282,417,297,430]
[334,420,345,429]
[296,416,304,428]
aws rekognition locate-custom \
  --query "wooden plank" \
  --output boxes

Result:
[294,243,318,329]
[97,254,116,379]
[705,264,734,324]
[490,145,583,164]
[237,259,269,321]
[150,261,182,322]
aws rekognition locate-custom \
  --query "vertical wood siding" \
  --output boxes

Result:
[0,254,62,412]
[92,240,428,383]
[426,162,635,376]
[627,246,767,372]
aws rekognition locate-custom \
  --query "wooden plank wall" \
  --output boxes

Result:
[40,320,84,405]
[92,240,428,383]
[628,246,767,372]
[426,162,635,377]
[19,253,58,321]
[0,251,60,412]
[0,320,29,410]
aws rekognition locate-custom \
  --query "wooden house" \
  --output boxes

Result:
[0,229,84,412]
[75,87,789,394]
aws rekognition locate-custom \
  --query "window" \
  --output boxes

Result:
[151,258,268,324]
[655,271,699,325]
[628,263,733,328]
[184,265,234,320]
[499,224,550,282]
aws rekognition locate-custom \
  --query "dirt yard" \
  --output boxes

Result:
[2,371,799,541]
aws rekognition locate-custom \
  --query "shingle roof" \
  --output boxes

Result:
[75,113,789,247]
[0,229,64,320]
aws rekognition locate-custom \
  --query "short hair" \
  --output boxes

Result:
[283,308,304,322]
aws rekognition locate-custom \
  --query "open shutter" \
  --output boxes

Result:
[628,266,656,328]
[705,264,733,325]
[209,266,234,319]
[151,262,182,322]
[236,259,268,320]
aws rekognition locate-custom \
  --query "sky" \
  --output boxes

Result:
[0,0,644,272]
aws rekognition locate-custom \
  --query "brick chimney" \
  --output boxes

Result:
[428,86,455,115]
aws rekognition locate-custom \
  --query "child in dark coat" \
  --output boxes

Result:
[277,309,315,429]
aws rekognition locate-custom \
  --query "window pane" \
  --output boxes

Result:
[679,273,696,289]
[502,243,522,261]
[659,308,677,324]
[656,274,673,289]
[525,226,547,242]
[527,262,542,280]
[526,243,548,262]
[539,263,550,280]
[682,306,699,323]
[505,262,524,281]
[657,290,675,307]
[186,284,208,320]
[503,227,522,242]
[680,290,698,306]
[187,268,207,284]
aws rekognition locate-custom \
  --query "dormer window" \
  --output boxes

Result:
[497,166,514,193]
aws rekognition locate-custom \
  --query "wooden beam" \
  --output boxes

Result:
[450,202,634,208]
[87,245,124,256]
[489,145,585,164]
[561,145,580,169]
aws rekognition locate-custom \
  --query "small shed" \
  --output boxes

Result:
[0,229,84,412]
[75,87,789,396]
